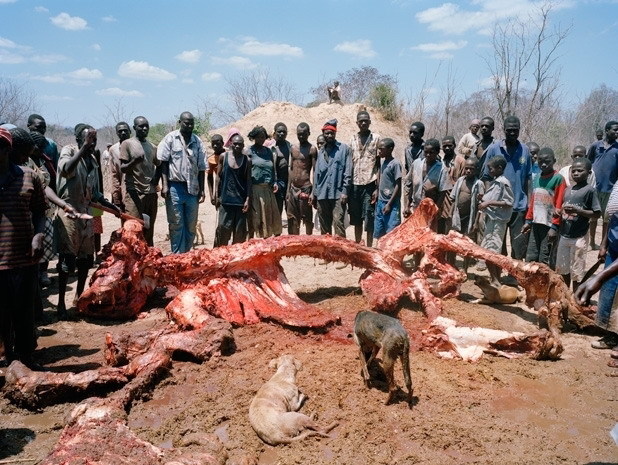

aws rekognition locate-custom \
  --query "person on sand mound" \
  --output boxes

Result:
[328,81,341,104]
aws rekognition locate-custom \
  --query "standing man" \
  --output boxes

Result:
[157,111,206,254]
[207,134,225,206]
[120,116,160,246]
[481,116,532,260]
[27,113,60,169]
[108,122,132,211]
[473,117,496,168]
[349,110,380,247]
[456,119,480,159]
[287,122,317,235]
[0,128,47,368]
[589,121,618,250]
[271,122,291,217]
[214,135,251,246]
[312,119,351,237]
[55,124,119,318]
[404,122,425,211]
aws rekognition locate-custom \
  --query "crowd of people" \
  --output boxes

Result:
[1,110,617,371]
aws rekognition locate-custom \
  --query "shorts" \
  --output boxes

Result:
[349,182,376,228]
[481,218,508,254]
[599,192,611,222]
[555,233,588,281]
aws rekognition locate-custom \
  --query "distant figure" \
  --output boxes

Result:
[527,141,541,186]
[108,122,132,211]
[559,145,597,188]
[456,119,480,159]
[328,81,341,104]
[207,134,225,205]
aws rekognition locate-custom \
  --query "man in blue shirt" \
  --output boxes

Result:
[312,119,352,238]
[481,116,532,260]
[589,120,618,250]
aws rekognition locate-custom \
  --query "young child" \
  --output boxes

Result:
[316,134,326,150]
[450,156,485,240]
[479,155,514,285]
[374,138,402,240]
[522,147,566,265]
[555,158,600,290]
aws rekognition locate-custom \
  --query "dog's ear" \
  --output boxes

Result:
[268,358,279,370]
[293,358,302,371]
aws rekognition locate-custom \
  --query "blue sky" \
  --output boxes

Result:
[1,0,616,127]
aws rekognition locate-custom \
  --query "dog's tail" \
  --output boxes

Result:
[402,339,414,407]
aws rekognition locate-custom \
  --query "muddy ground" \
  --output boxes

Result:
[1,203,617,465]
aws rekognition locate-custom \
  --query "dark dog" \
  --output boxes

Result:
[353,311,413,407]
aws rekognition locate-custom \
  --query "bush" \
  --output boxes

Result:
[369,84,400,121]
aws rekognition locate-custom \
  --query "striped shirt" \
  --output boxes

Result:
[0,164,47,270]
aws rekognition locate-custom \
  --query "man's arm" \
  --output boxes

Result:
[243,157,252,213]
[120,140,143,173]
[340,145,352,203]
[61,130,96,177]
[198,170,206,203]
[214,155,224,208]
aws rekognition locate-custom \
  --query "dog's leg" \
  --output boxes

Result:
[382,352,397,404]
[401,341,413,408]
[358,346,371,386]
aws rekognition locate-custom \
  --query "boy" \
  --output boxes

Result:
[207,134,225,206]
[555,158,600,290]
[558,145,597,188]
[404,138,447,230]
[450,156,485,241]
[374,138,402,240]
[316,134,326,150]
[479,156,514,285]
[213,135,252,246]
[522,147,566,265]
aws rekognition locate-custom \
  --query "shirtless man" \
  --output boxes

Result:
[272,123,291,216]
[207,134,225,206]
[287,123,317,235]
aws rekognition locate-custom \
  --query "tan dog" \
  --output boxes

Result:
[473,276,521,304]
[249,355,337,445]
[353,311,413,407]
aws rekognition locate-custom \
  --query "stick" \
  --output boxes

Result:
[90,202,144,226]
[0,459,37,464]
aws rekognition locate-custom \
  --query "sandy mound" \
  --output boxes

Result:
[211,101,408,158]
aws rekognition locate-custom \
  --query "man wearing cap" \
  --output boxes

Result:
[312,119,352,237]
[349,110,380,247]
[456,119,481,159]
[0,128,47,367]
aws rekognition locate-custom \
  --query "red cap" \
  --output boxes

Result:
[0,127,12,148]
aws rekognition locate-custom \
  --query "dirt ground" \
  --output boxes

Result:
[1,199,617,465]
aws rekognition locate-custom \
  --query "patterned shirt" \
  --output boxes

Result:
[525,170,566,228]
[0,164,47,270]
[349,132,380,185]
[157,130,206,196]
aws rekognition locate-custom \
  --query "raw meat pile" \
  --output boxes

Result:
[2,199,597,463]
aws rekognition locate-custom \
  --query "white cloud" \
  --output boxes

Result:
[96,87,144,97]
[91,43,101,51]
[102,15,117,23]
[201,72,222,82]
[118,60,177,81]
[181,78,194,84]
[333,39,376,58]
[0,50,25,64]
[237,39,303,57]
[415,0,574,35]
[50,12,88,31]
[31,74,65,83]
[34,6,48,13]
[31,53,69,64]
[0,37,18,48]
[66,67,102,80]
[41,95,73,101]
[412,40,467,53]
[175,49,202,63]
[211,55,257,70]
